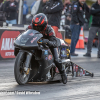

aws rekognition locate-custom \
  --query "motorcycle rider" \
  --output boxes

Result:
[26,13,67,84]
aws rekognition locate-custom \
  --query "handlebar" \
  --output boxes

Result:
[37,41,42,44]
[37,41,47,44]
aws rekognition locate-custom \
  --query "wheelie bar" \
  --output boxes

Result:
[71,62,94,77]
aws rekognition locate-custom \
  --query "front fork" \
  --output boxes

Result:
[24,52,32,74]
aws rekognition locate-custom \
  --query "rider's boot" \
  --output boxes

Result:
[55,58,67,84]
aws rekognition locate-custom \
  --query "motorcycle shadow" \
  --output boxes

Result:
[27,80,62,85]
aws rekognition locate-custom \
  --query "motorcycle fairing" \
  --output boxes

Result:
[14,29,43,49]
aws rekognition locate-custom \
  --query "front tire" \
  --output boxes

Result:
[14,52,30,85]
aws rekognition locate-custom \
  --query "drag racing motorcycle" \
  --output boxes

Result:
[14,29,71,85]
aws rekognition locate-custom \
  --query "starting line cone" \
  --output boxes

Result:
[76,27,85,49]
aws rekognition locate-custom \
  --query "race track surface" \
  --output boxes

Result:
[0,57,100,100]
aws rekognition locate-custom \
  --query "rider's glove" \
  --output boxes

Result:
[42,39,57,47]
[42,39,49,45]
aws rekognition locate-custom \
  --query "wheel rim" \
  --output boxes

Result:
[18,55,30,84]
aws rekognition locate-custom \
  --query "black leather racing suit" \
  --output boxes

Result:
[27,24,64,74]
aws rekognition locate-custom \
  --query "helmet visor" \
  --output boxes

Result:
[33,25,44,32]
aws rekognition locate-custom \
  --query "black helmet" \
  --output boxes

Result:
[32,13,48,32]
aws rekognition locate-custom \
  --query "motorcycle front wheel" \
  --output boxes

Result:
[14,52,30,85]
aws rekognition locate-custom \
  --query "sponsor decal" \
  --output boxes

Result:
[80,7,82,10]
[65,7,67,9]
[55,67,59,73]
[48,55,52,60]
[61,49,67,57]
[10,2,15,6]
[29,33,34,36]
[72,63,93,77]
[75,65,78,72]
[73,64,76,72]
[83,69,85,76]
[51,2,60,9]
[80,69,83,76]
[0,31,20,58]
[31,37,37,43]
[78,69,83,77]
[78,72,80,77]
[69,6,71,10]
[61,47,66,56]
[85,73,89,75]
[21,38,29,44]
[74,7,76,10]
[74,5,77,7]
[45,56,48,60]
[44,50,48,55]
